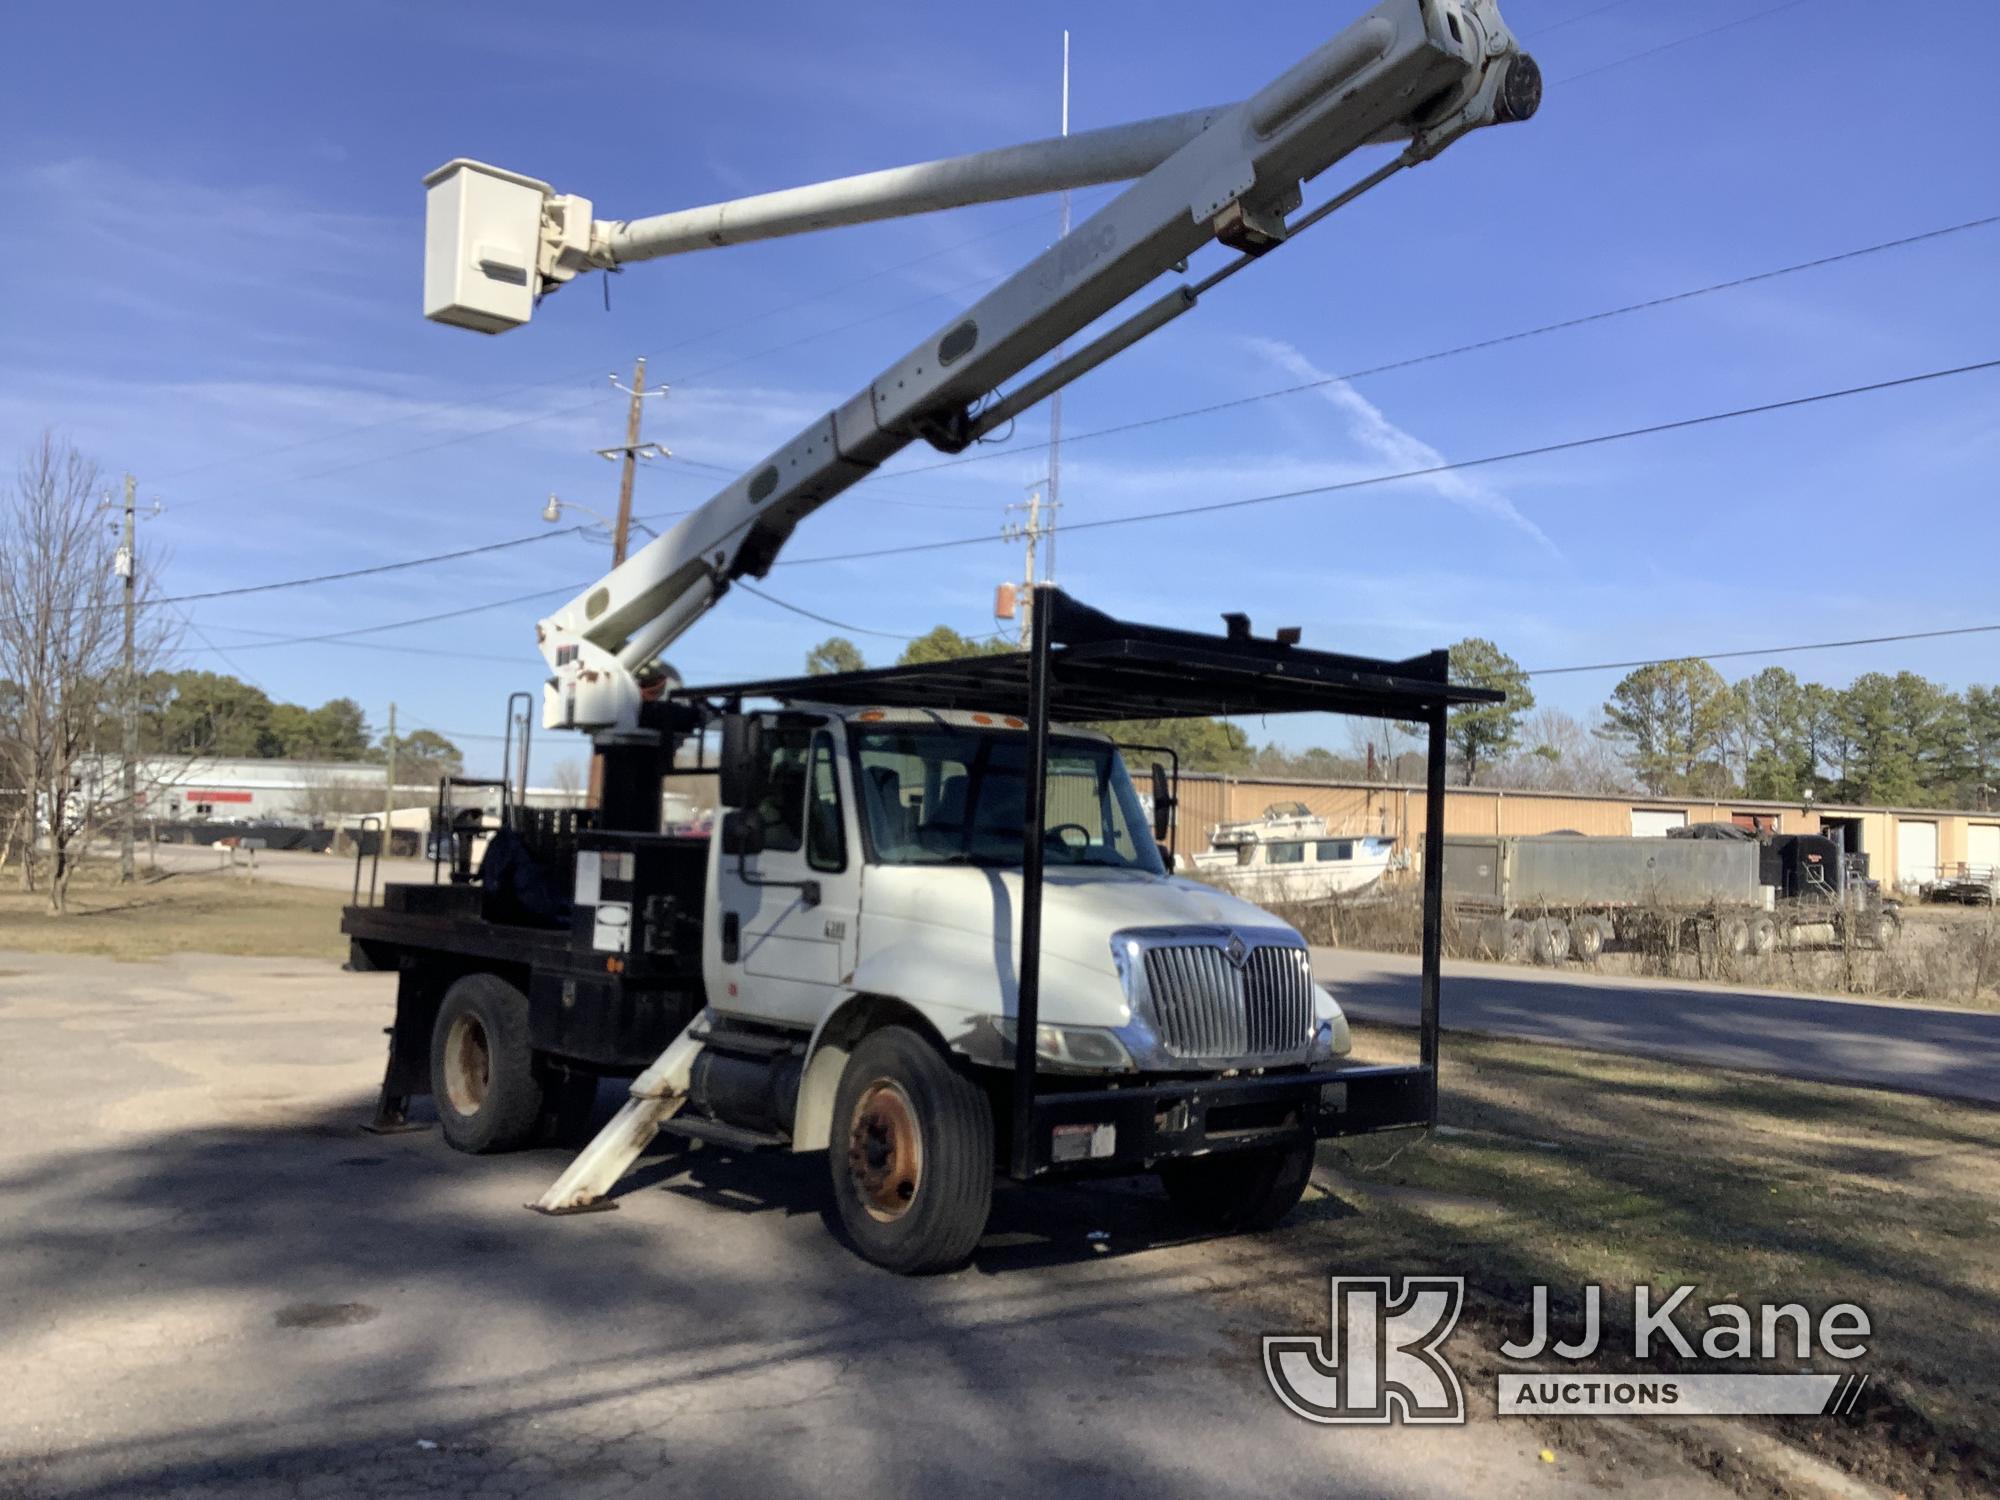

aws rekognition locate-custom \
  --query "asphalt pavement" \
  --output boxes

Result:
[0,949,1727,1500]
[1314,946,2000,1106]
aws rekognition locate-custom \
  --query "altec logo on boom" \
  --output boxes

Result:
[1265,1279,1875,1424]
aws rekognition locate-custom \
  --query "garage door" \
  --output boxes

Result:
[1631,809,1688,837]
[1896,819,1939,889]
[1969,823,2000,881]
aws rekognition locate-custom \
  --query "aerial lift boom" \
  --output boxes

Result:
[421,0,1540,734]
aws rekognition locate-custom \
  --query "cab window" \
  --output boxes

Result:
[1268,841,1305,865]
[754,726,812,853]
[805,733,846,872]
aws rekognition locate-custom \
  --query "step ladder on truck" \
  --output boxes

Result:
[342,0,1539,1272]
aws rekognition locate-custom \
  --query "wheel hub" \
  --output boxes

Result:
[846,1079,922,1223]
[443,1013,491,1115]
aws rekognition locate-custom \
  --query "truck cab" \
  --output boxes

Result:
[699,705,1347,1077]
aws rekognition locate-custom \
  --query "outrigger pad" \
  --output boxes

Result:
[526,1198,621,1216]
[363,1094,432,1135]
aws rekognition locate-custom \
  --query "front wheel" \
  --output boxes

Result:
[828,1026,994,1274]
[1159,1141,1315,1232]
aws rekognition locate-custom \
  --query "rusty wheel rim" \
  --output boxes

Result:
[846,1079,922,1223]
[443,1012,491,1116]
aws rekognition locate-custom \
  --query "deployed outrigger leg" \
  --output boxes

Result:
[530,1011,713,1213]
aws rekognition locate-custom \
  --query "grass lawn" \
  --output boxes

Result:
[0,868,352,961]
[1277,1024,2000,1497]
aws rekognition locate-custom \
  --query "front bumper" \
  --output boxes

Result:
[1016,1062,1432,1179]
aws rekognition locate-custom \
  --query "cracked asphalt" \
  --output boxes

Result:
[0,950,1729,1499]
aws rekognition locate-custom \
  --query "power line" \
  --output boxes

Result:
[781,357,2000,565]
[193,584,588,652]
[665,451,992,511]
[147,508,682,640]
[867,212,2000,481]
[1552,0,1811,86]
[1525,0,1645,40]
[1528,623,2000,679]
[155,526,594,605]
[732,580,922,641]
[169,626,528,667]
[212,357,1987,649]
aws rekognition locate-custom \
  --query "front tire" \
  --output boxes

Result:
[829,1026,994,1274]
[430,973,546,1154]
[1160,1141,1315,1231]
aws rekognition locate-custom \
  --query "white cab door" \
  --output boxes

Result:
[716,724,861,1028]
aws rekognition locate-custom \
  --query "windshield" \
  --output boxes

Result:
[852,724,1165,874]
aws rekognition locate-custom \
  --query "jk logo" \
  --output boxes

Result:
[1263,1277,1466,1425]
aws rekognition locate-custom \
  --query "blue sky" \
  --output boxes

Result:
[3,0,1995,776]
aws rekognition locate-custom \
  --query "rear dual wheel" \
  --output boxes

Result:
[1528,917,1571,965]
[430,973,596,1153]
[1570,914,1612,961]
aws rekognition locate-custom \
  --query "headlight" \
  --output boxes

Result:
[997,1019,1136,1073]
[1309,984,1352,1061]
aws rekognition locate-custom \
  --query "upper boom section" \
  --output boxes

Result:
[426,0,1539,732]
[424,108,1229,332]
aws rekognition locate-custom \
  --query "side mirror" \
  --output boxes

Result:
[1150,762,1177,842]
[718,713,762,808]
[720,807,766,858]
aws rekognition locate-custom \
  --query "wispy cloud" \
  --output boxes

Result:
[18,158,396,320]
[1243,336,1557,555]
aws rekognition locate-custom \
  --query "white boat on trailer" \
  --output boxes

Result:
[1206,800,1329,850]
[1196,832,1401,902]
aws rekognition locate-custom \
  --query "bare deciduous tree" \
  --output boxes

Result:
[549,758,586,806]
[0,433,178,910]
[1499,707,1636,795]
[288,767,393,825]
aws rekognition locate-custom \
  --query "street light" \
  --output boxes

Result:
[541,495,657,550]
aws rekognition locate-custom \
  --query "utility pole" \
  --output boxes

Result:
[1002,487,1057,648]
[588,360,669,812]
[382,702,397,859]
[601,357,670,566]
[117,474,137,883]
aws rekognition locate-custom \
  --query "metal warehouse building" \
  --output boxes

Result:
[85,757,586,824]
[1175,774,2000,893]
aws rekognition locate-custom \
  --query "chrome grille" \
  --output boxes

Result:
[1141,942,1315,1060]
